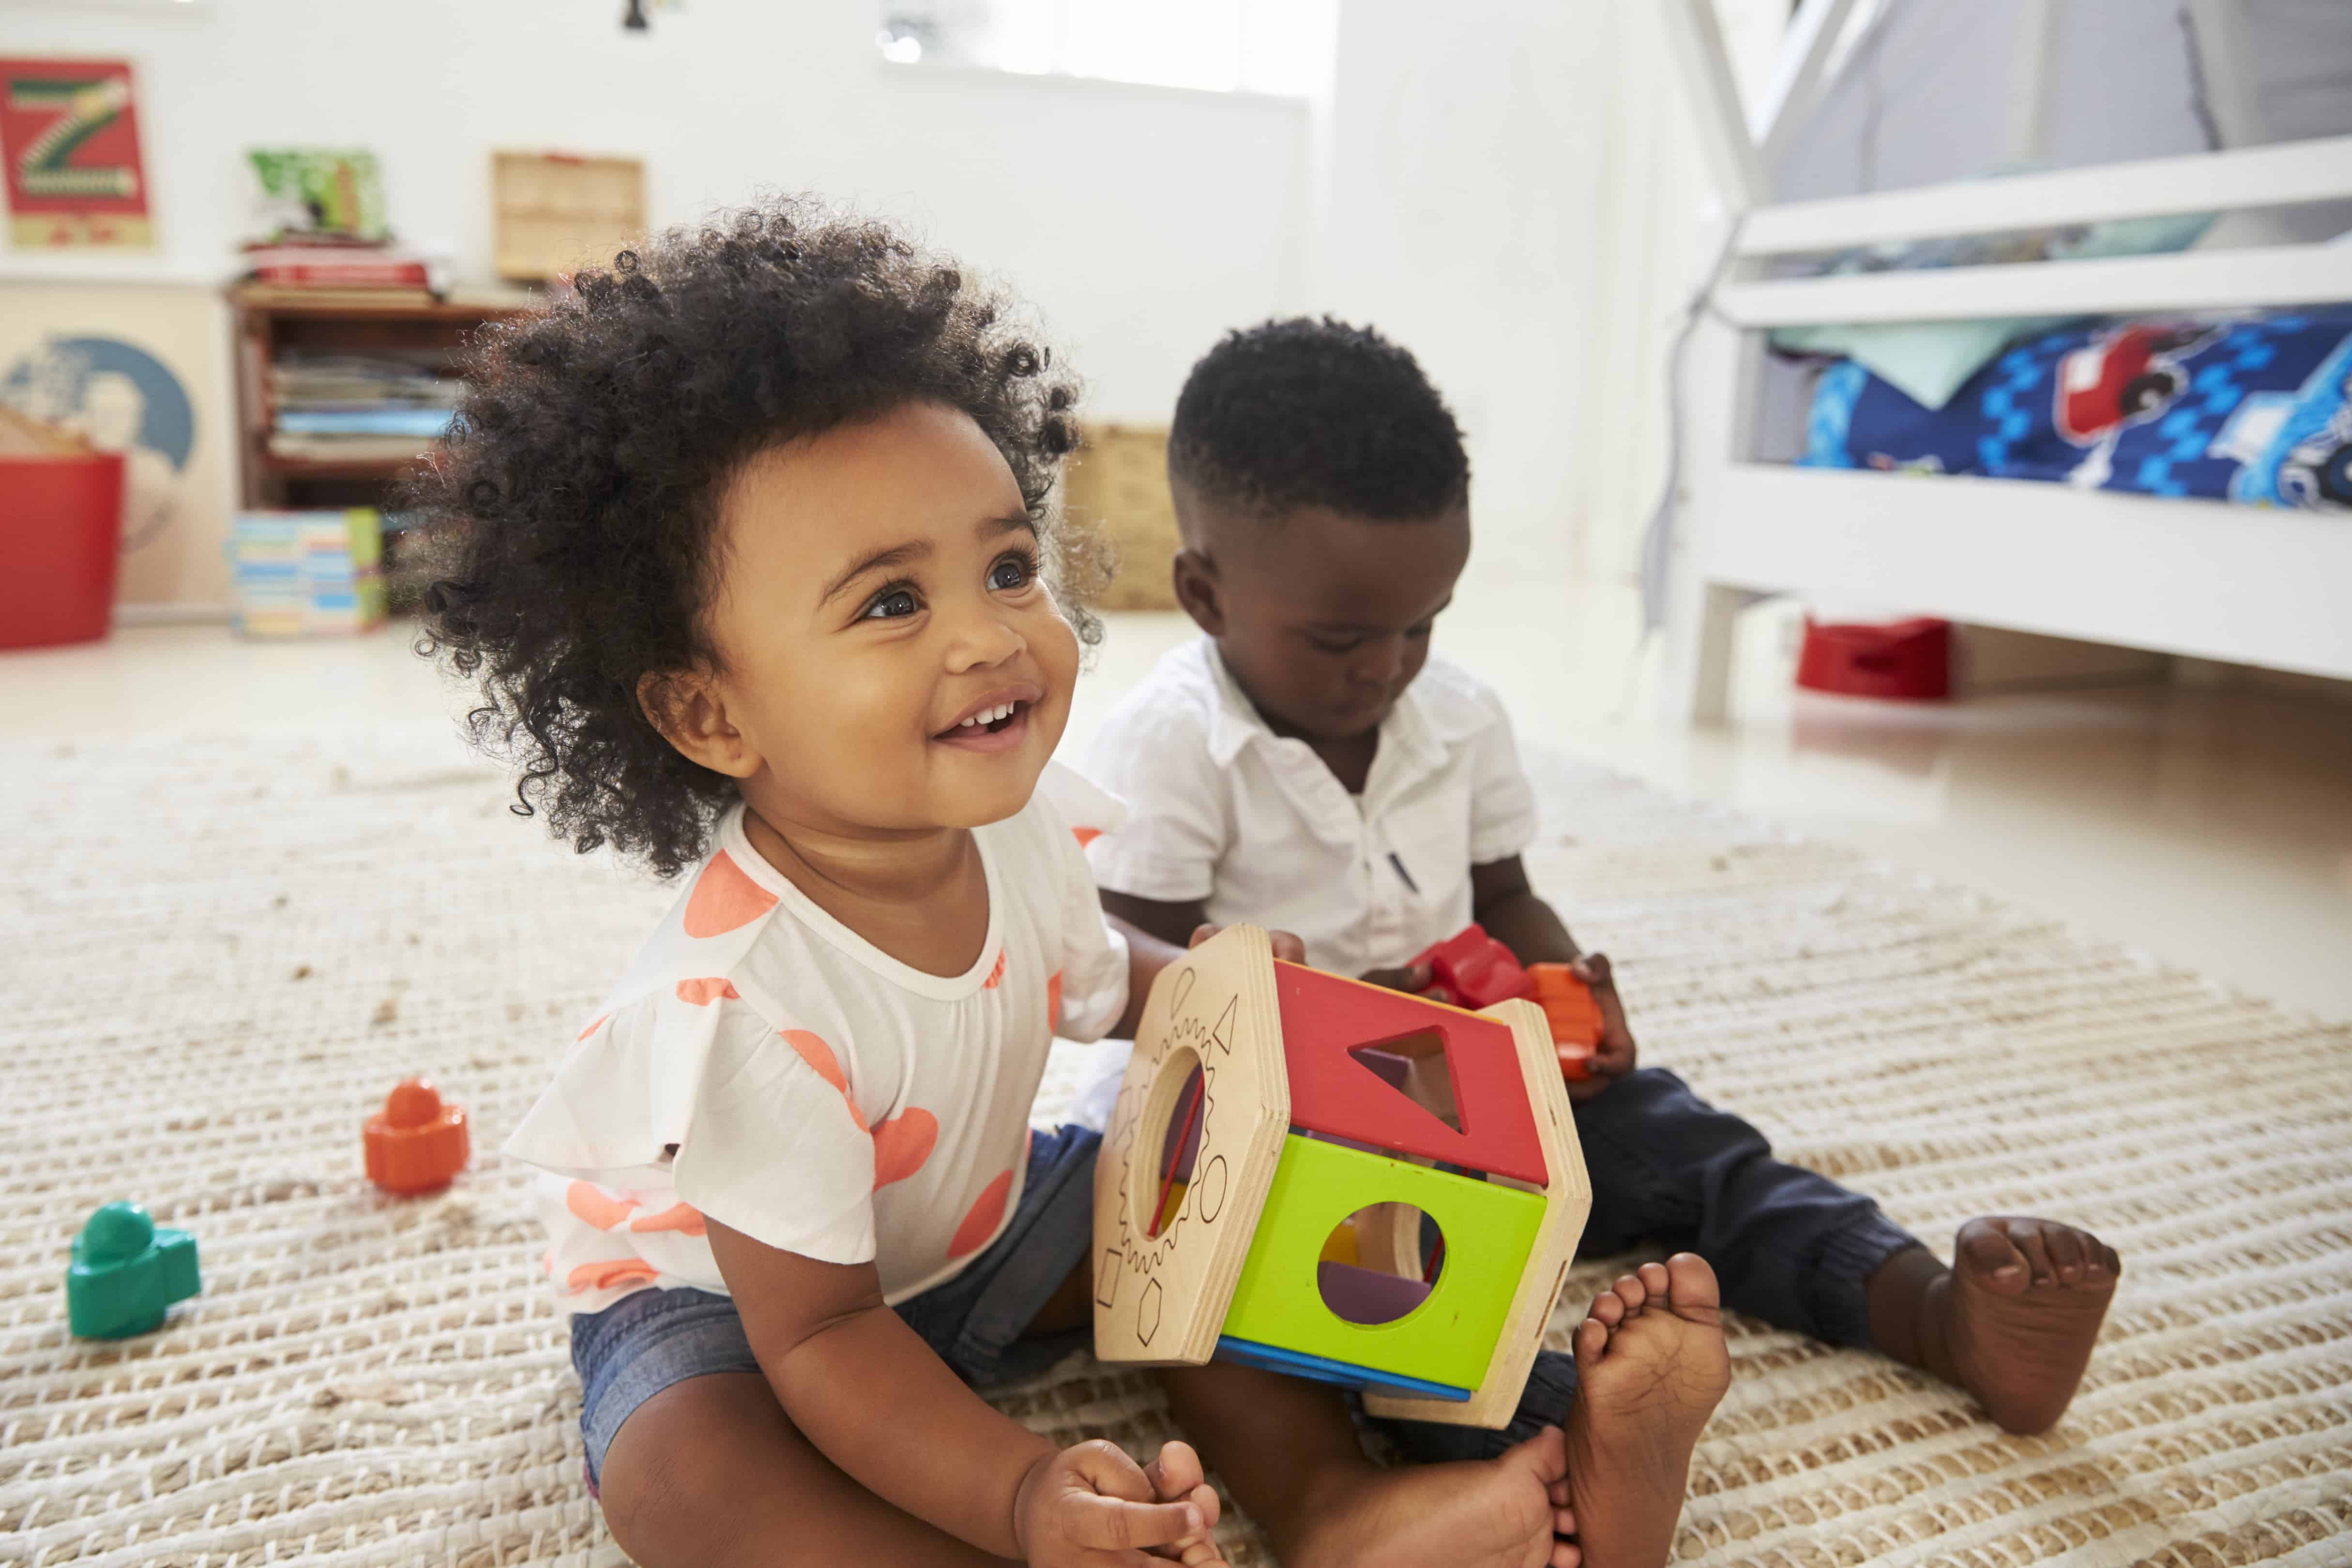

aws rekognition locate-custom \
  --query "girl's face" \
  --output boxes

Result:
[686,400,1080,838]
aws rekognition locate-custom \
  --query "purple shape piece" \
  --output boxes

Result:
[1317,1260,1433,1325]
[1351,1048,1413,1091]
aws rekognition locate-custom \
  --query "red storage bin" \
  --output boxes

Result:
[0,451,125,650]
[1795,615,1951,700]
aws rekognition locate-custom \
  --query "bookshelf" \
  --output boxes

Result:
[229,284,538,605]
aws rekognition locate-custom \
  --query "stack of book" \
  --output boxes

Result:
[229,509,388,637]
[242,242,437,291]
[268,354,459,464]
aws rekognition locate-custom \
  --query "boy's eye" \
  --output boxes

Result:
[989,553,1036,592]
[1307,633,1362,655]
[861,586,922,621]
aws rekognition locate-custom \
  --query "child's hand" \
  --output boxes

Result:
[1189,923,1306,964]
[1013,1439,1211,1566]
[1357,959,1440,999]
[1142,1440,1227,1566]
[1567,952,1638,1102]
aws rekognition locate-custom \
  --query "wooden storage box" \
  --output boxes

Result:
[491,152,646,283]
[1062,423,1180,612]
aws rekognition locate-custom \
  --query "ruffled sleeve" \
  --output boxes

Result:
[1032,762,1132,1043]
[505,993,880,1265]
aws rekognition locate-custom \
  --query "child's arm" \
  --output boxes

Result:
[708,1220,1206,1563]
[1103,908,1303,1038]
[1099,891,1204,954]
[1473,855,1638,1096]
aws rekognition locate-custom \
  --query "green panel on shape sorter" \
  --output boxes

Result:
[1219,1135,1546,1392]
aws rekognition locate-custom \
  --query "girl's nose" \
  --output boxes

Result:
[945,606,1028,672]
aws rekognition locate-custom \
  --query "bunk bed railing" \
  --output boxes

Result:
[1718,241,2352,326]
[1737,135,2352,257]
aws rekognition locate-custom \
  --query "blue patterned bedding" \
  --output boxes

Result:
[1801,306,2352,510]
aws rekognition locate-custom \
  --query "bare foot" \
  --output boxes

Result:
[1143,1440,1227,1566]
[1926,1217,2119,1435]
[1287,1425,1581,1568]
[1563,1254,1731,1568]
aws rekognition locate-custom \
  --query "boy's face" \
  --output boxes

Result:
[681,400,1079,837]
[1173,496,1470,743]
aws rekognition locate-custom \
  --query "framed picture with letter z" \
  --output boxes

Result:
[0,57,153,250]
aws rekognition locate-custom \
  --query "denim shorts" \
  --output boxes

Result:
[570,1124,1103,1490]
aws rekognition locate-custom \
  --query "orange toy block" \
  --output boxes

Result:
[364,1078,470,1194]
[1526,965,1603,1081]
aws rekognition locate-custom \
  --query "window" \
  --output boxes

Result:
[876,0,1334,98]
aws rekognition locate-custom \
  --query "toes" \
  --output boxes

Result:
[1662,1252,1723,1322]
[1553,1504,1576,1536]
[1551,1541,1582,1568]
[2102,1243,2124,1277]
[2009,1222,2060,1288]
[1956,1218,2031,1294]
[1611,1271,1651,1315]
[1586,1288,1626,1330]
[1636,1260,1671,1302]
[1574,1314,1609,1370]
[1548,1477,1571,1507]
[2042,1224,2088,1285]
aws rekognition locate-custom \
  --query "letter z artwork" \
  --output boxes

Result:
[0,58,152,249]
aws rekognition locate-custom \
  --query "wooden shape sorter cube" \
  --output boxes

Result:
[1093,926,1593,1428]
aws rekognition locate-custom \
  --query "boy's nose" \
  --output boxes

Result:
[1351,638,1408,687]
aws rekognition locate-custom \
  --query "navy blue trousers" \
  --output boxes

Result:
[1381,1067,1920,1462]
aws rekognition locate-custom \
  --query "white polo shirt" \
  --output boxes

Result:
[1079,638,1540,978]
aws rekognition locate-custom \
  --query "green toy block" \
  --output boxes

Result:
[67,1202,200,1340]
[1220,1135,1544,1392]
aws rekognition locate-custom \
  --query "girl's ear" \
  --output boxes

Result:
[1170,548,1225,637]
[638,667,761,779]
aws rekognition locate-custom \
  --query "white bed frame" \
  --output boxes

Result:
[1656,0,2352,721]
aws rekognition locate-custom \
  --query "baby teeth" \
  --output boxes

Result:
[955,702,1018,729]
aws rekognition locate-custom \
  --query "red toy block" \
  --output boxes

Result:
[1411,924,1534,1010]
[1275,962,1549,1187]
[365,1078,470,1194]
[1526,964,1603,1081]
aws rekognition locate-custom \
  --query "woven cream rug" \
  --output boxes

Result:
[3,725,2347,1568]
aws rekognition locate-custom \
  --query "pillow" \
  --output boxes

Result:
[1768,210,2217,411]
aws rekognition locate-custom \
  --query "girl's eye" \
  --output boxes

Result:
[862,586,922,621]
[1308,634,1361,655]
[989,553,1037,592]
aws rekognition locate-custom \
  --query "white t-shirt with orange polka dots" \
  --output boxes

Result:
[505,765,1130,1314]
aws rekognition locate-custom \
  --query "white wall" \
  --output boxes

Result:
[0,0,1312,424]
[1313,0,1609,597]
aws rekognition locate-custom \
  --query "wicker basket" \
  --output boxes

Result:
[1062,423,1180,612]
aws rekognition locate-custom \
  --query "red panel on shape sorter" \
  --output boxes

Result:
[1273,963,1550,1187]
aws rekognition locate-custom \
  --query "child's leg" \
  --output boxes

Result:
[1578,1069,2117,1433]
[597,1371,1015,1568]
[1160,1257,1729,1568]
[1159,1360,1578,1568]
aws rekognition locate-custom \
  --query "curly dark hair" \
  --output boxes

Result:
[1167,316,1468,523]
[416,199,1105,878]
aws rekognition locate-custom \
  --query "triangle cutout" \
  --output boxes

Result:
[1345,1031,1465,1138]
